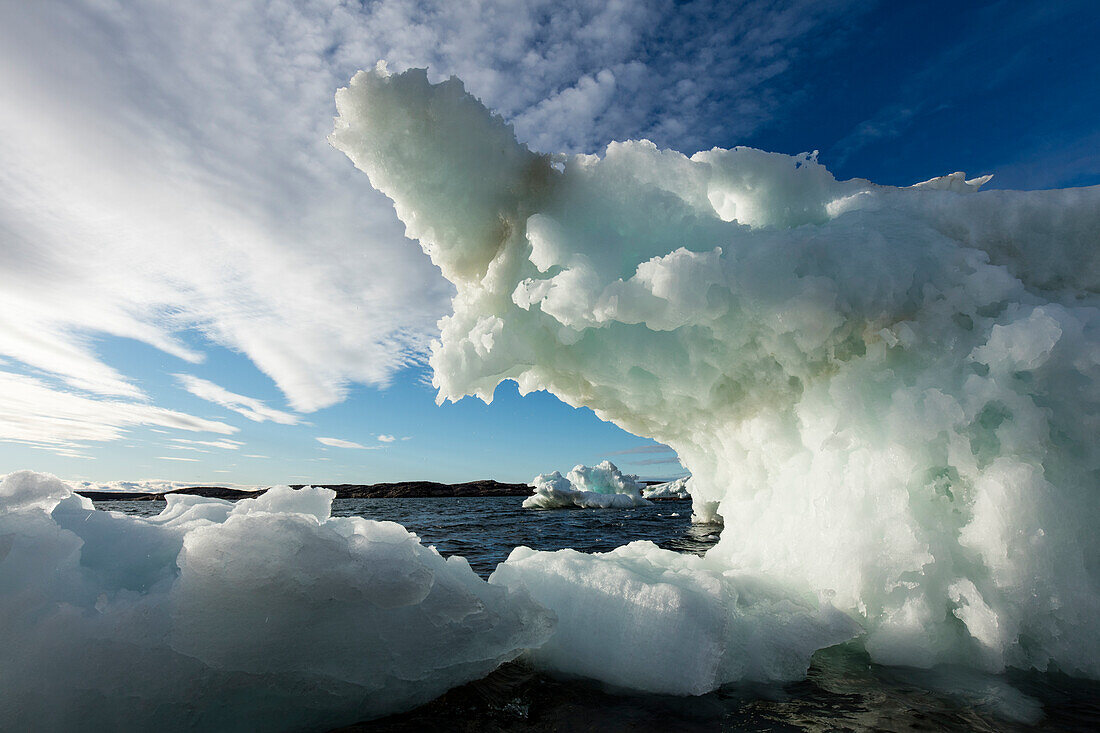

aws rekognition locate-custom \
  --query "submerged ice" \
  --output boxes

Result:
[332,64,1100,680]
[524,460,651,509]
[0,471,552,730]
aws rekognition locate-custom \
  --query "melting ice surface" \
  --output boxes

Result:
[331,63,1100,681]
[523,460,652,509]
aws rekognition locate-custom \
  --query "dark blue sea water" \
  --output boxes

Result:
[94,497,1100,731]
[95,496,713,578]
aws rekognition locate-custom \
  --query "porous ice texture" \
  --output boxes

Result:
[523,460,651,509]
[490,542,859,694]
[332,65,1100,678]
[642,476,692,500]
[0,471,553,731]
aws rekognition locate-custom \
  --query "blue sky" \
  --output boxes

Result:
[0,0,1097,488]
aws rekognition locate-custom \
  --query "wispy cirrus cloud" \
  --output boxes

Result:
[174,375,299,425]
[600,443,681,467]
[604,444,676,457]
[316,437,377,450]
[631,457,685,466]
[170,438,245,451]
[0,370,236,452]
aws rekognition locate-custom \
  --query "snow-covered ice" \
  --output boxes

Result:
[332,63,1100,680]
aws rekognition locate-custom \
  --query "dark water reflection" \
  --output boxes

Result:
[343,644,1100,733]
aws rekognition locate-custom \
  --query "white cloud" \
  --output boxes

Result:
[175,375,299,425]
[171,438,245,450]
[0,1,452,414]
[316,437,375,450]
[70,478,224,494]
[30,445,95,460]
[156,456,200,462]
[0,370,236,451]
[512,69,618,153]
[377,434,397,443]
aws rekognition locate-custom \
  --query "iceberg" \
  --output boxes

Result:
[642,476,692,500]
[332,64,1100,680]
[523,460,651,509]
[0,471,552,730]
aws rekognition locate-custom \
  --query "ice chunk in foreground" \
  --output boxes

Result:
[490,542,859,694]
[332,64,1100,678]
[523,460,651,509]
[0,472,553,731]
[642,475,692,500]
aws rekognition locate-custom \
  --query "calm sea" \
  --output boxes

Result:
[94,497,1100,731]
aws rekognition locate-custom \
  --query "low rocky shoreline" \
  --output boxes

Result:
[78,480,534,502]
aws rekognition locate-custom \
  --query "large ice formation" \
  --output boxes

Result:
[0,471,552,730]
[332,64,1100,680]
[524,460,651,509]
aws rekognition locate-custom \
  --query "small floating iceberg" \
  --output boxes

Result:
[522,460,651,509]
[642,475,692,500]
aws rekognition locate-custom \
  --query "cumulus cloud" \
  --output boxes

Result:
[69,478,212,494]
[0,370,236,452]
[377,434,397,443]
[174,375,299,425]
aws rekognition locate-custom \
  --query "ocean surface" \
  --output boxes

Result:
[95,496,716,578]
[93,497,1100,731]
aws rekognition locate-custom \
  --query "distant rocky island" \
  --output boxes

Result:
[78,478,680,502]
[78,480,533,502]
